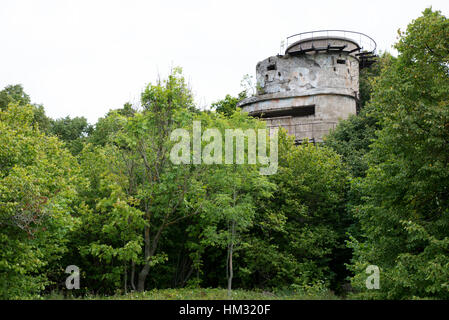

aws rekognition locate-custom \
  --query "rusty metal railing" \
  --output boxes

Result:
[280,30,377,55]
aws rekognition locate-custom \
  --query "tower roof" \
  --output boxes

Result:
[283,30,377,68]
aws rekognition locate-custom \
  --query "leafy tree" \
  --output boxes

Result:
[72,68,207,293]
[128,68,207,292]
[324,109,379,179]
[238,132,350,292]
[0,85,51,133]
[49,116,93,155]
[88,103,135,147]
[325,53,395,179]
[0,104,79,299]
[191,111,276,295]
[358,53,395,111]
[211,92,246,117]
[211,74,254,117]
[0,84,31,109]
[67,143,145,293]
[349,8,449,299]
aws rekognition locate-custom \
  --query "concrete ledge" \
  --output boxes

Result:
[237,88,357,108]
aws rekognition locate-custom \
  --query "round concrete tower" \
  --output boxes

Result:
[237,30,377,143]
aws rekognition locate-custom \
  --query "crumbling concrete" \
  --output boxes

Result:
[238,36,363,143]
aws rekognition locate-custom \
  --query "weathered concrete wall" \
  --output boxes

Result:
[256,53,359,97]
[242,92,356,142]
[238,43,359,143]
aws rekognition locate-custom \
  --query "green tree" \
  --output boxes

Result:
[191,111,275,295]
[0,85,52,133]
[49,116,93,155]
[0,84,31,109]
[238,132,350,293]
[358,52,395,111]
[68,143,145,293]
[130,68,206,292]
[325,53,395,178]
[88,103,135,147]
[324,109,379,179]
[349,8,449,299]
[0,104,79,299]
[73,68,207,293]
[211,92,246,117]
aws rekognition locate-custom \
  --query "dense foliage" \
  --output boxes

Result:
[347,9,449,299]
[0,104,79,299]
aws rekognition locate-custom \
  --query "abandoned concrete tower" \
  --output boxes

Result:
[237,30,377,143]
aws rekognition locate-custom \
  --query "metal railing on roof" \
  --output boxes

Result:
[281,30,377,55]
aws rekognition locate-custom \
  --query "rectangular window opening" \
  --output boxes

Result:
[251,105,315,118]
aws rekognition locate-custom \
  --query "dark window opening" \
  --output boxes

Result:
[267,63,276,71]
[251,105,315,118]
[337,59,346,64]
[278,72,281,77]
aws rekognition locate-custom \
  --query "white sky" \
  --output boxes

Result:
[1,0,448,123]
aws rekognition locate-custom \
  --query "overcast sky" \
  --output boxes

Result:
[1,0,448,123]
